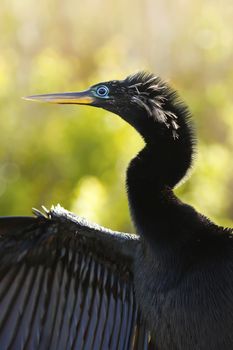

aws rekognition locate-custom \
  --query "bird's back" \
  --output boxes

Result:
[133,218,233,350]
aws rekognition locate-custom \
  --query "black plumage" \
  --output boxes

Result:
[0,207,150,349]
[0,72,233,349]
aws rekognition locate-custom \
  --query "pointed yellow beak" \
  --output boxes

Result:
[23,90,95,105]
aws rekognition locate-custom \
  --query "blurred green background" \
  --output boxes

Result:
[0,0,233,232]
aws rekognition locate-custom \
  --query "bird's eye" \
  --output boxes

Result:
[96,85,109,98]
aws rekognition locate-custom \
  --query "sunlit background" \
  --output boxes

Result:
[0,0,233,231]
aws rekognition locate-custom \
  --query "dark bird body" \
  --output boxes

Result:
[0,72,232,349]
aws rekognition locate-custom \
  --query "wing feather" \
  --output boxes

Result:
[0,206,153,349]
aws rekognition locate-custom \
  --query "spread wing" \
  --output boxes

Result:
[0,205,152,350]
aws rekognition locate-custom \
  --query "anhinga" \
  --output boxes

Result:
[0,72,232,350]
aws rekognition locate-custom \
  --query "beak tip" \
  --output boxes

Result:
[22,95,50,103]
[22,96,30,101]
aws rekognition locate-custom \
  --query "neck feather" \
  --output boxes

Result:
[125,92,196,242]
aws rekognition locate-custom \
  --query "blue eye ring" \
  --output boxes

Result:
[95,85,109,98]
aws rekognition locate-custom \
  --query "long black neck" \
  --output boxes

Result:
[123,97,198,244]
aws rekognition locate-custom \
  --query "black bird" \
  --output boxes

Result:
[0,72,233,350]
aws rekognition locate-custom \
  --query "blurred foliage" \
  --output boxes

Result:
[0,0,233,231]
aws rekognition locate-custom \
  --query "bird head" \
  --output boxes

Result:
[25,72,185,141]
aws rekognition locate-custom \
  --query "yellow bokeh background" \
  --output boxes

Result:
[0,0,233,231]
